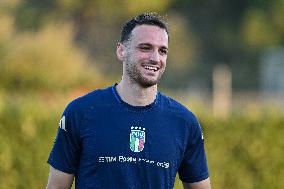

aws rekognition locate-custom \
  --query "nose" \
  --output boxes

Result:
[149,50,160,63]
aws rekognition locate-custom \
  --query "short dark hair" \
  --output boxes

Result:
[120,12,169,43]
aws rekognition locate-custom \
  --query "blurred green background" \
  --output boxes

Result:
[0,0,284,188]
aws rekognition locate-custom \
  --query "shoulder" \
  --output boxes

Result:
[64,86,113,115]
[159,93,199,125]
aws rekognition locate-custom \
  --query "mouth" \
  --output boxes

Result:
[142,65,160,72]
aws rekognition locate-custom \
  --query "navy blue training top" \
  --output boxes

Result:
[48,85,209,189]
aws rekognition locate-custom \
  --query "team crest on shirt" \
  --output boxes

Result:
[129,127,146,152]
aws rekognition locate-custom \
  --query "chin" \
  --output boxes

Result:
[138,79,159,88]
[139,83,157,88]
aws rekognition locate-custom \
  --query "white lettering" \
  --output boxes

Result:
[98,157,105,162]
[98,155,170,169]
[105,156,116,162]
[119,156,126,162]
[156,161,170,169]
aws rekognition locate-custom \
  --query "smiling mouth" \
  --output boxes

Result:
[143,65,159,72]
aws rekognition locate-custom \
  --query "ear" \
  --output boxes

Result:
[116,43,126,62]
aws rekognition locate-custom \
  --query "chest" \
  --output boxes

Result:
[79,108,187,170]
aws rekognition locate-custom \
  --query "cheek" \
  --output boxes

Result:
[133,50,150,59]
[137,53,149,61]
[161,57,167,66]
[127,51,144,62]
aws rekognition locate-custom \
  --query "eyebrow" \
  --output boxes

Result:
[137,43,168,50]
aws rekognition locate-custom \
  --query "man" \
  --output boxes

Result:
[46,13,211,189]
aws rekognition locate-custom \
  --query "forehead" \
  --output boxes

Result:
[130,25,168,47]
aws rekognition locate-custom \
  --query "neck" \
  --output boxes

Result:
[116,79,158,106]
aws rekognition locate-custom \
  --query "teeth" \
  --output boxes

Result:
[144,66,158,71]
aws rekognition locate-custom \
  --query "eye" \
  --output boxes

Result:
[159,48,168,55]
[138,45,151,51]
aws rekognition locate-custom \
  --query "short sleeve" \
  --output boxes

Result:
[178,116,209,183]
[47,100,82,174]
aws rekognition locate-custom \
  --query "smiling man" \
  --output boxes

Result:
[46,13,211,189]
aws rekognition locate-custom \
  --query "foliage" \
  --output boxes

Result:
[0,93,62,188]
[4,0,284,90]
[0,14,107,93]
[201,112,284,189]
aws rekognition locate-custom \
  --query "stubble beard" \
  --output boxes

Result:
[125,55,165,88]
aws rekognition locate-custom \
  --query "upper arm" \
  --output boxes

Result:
[48,100,82,174]
[182,178,211,189]
[46,166,74,189]
[178,116,209,183]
